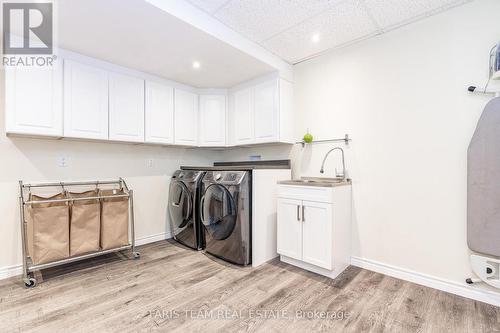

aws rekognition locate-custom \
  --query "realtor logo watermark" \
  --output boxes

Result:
[2,1,55,67]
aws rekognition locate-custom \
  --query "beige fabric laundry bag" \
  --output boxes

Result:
[26,193,70,265]
[69,190,101,256]
[100,189,129,250]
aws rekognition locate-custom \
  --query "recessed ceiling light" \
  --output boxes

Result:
[192,61,201,69]
[312,33,320,43]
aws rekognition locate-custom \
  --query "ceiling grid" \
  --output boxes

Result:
[186,0,474,64]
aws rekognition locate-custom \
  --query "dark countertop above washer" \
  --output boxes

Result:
[181,159,291,171]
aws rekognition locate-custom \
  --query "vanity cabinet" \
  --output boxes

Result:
[277,198,332,269]
[5,62,63,137]
[277,184,351,278]
[277,198,303,260]
[301,201,333,269]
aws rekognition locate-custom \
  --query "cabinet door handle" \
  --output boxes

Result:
[297,205,300,221]
[302,205,305,222]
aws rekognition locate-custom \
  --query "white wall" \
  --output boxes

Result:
[0,68,219,274]
[221,0,500,294]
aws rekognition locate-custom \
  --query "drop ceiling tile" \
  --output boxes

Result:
[263,0,378,63]
[364,0,471,29]
[186,0,230,14]
[213,0,344,42]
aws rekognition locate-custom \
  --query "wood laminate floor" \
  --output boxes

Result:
[0,240,499,333]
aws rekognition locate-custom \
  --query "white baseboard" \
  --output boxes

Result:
[351,256,500,307]
[0,232,173,281]
[135,231,172,246]
[0,264,23,280]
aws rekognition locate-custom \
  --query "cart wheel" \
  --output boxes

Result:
[132,252,140,259]
[24,277,36,288]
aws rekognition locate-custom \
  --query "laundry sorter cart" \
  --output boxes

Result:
[18,178,140,287]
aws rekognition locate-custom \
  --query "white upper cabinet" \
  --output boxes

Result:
[5,48,294,149]
[199,95,226,147]
[145,81,174,144]
[63,60,109,140]
[229,76,293,146]
[254,79,278,143]
[174,89,198,146]
[5,62,63,137]
[232,87,254,145]
[109,73,145,143]
[278,78,294,144]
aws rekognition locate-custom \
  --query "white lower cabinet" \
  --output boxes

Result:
[277,184,351,278]
[301,201,333,270]
[277,198,303,260]
[109,73,145,143]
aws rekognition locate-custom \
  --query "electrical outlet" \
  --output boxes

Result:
[58,156,68,167]
[147,159,154,168]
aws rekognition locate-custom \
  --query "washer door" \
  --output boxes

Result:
[169,181,193,230]
[201,184,237,240]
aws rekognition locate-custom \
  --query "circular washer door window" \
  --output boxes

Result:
[201,184,237,240]
[169,181,193,229]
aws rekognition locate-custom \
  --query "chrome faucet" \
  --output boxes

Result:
[320,147,346,180]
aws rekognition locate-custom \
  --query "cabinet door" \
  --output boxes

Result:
[199,95,226,146]
[145,81,174,144]
[254,79,278,143]
[302,201,333,270]
[174,89,198,146]
[109,73,145,142]
[278,78,294,143]
[64,60,109,139]
[5,62,63,136]
[232,87,254,145]
[277,198,303,260]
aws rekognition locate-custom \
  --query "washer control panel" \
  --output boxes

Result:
[172,170,204,182]
[224,173,239,182]
[202,171,248,185]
